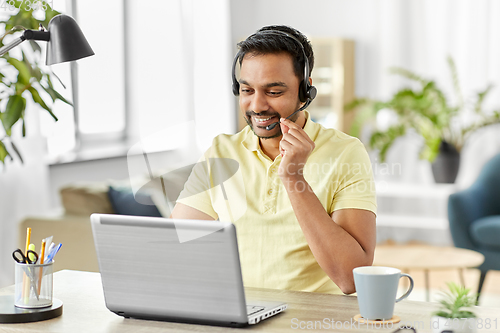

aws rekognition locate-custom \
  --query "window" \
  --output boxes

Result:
[42,0,235,160]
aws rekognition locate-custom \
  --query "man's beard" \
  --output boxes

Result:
[244,106,301,140]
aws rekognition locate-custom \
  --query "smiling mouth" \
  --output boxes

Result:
[252,115,278,127]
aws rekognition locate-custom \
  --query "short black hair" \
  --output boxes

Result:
[236,25,314,80]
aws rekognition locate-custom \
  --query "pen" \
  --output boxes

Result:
[46,242,55,262]
[46,243,62,263]
[43,236,54,262]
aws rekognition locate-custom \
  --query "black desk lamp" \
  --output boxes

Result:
[0,14,94,64]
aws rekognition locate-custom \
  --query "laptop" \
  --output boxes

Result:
[90,214,287,327]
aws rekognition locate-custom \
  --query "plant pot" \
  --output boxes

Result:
[431,315,477,333]
[431,141,460,183]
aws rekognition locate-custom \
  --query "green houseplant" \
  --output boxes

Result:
[346,57,500,183]
[431,282,477,333]
[0,2,71,165]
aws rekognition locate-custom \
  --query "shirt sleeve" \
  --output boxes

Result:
[176,153,219,220]
[329,140,377,215]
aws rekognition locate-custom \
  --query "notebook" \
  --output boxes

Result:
[90,213,287,327]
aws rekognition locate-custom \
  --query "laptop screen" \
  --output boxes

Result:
[91,214,248,323]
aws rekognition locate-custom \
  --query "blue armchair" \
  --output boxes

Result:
[448,152,500,299]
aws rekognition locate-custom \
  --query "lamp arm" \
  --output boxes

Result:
[23,30,50,42]
[0,37,25,56]
[0,30,50,57]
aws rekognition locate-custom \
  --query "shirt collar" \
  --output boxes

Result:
[241,110,319,152]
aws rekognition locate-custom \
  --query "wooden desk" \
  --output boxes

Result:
[374,245,485,301]
[0,270,498,332]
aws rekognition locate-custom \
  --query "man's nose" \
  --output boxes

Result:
[250,91,268,113]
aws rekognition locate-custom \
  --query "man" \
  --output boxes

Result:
[171,25,376,295]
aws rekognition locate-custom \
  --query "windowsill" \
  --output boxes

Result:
[46,140,134,166]
[47,138,183,166]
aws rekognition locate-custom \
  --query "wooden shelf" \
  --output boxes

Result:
[308,38,355,132]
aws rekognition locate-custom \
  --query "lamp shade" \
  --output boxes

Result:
[46,15,94,65]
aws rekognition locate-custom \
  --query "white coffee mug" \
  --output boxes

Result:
[353,266,414,320]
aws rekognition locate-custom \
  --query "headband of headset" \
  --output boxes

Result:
[231,30,317,103]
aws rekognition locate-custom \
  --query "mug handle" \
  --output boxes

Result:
[395,273,414,303]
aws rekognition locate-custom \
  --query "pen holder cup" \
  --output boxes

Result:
[14,261,54,308]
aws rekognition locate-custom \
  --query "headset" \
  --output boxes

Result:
[231,30,317,130]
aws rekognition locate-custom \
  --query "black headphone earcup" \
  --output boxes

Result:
[299,81,317,103]
[232,81,240,96]
[298,80,308,103]
[308,85,317,101]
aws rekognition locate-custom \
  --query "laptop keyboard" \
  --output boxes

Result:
[247,305,265,316]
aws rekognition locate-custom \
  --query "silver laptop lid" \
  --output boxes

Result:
[91,214,248,324]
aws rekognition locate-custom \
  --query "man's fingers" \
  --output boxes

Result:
[280,122,289,134]
[282,132,302,146]
[283,127,315,152]
[280,117,300,129]
[279,139,293,153]
[287,128,310,143]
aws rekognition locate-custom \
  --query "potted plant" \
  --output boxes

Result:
[431,282,477,333]
[0,2,71,165]
[346,57,500,183]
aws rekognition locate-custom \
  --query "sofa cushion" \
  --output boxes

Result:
[107,186,162,217]
[470,215,500,251]
[60,182,114,216]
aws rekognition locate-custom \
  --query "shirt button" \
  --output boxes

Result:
[268,189,273,195]
[271,168,277,173]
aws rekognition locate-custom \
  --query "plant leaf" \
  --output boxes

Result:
[43,85,72,106]
[390,67,429,85]
[448,56,464,110]
[22,50,43,82]
[433,282,478,318]
[344,98,371,111]
[41,4,61,28]
[28,87,48,110]
[1,94,26,134]
[7,57,31,86]
[474,84,493,114]
[49,70,67,89]
[28,40,42,54]
[9,139,23,164]
[0,140,10,164]
[41,82,56,102]
[28,86,59,121]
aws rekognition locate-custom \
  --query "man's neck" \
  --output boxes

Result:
[259,112,307,160]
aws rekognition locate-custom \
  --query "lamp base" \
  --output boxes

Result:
[0,295,63,323]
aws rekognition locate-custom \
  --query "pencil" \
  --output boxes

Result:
[38,239,46,297]
[23,228,31,302]
[25,228,31,256]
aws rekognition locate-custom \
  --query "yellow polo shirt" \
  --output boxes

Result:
[177,112,377,294]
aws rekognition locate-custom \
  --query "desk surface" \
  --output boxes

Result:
[0,270,498,333]
[374,245,485,270]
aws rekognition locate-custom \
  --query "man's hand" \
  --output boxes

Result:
[278,117,315,180]
[278,117,375,294]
